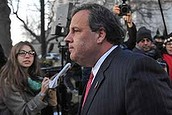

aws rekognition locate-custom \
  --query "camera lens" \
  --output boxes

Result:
[119,4,131,16]
[121,6,128,14]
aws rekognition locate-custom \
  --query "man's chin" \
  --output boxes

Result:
[70,54,77,61]
[143,48,151,52]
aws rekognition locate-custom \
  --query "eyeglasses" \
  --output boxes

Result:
[17,50,35,57]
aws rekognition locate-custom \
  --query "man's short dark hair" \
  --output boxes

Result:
[70,3,125,45]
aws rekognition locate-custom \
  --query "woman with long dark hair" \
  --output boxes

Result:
[0,41,57,115]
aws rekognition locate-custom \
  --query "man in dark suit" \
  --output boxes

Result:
[64,3,172,115]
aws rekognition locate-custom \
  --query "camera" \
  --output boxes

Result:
[119,0,131,16]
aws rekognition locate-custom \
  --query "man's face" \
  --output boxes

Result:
[137,38,152,52]
[154,38,164,43]
[64,10,99,66]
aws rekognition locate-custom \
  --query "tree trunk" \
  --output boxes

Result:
[0,0,12,57]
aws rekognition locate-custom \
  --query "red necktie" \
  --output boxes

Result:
[82,72,94,107]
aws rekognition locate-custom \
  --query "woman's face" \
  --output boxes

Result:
[165,41,172,55]
[17,45,35,68]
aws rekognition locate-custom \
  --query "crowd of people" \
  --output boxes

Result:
[0,2,172,115]
[113,4,172,80]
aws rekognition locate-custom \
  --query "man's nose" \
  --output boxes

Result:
[143,41,148,44]
[64,33,72,43]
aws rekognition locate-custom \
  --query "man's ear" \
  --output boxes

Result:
[96,27,106,44]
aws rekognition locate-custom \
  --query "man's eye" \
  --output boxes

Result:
[73,28,80,33]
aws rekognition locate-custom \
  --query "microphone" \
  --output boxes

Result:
[49,63,72,88]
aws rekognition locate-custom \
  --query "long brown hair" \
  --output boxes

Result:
[0,41,41,91]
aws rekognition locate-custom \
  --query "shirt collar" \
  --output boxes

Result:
[91,45,118,82]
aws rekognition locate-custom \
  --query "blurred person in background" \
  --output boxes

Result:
[153,30,168,73]
[113,5,136,50]
[133,26,161,60]
[162,32,172,80]
[0,41,57,115]
[153,29,165,52]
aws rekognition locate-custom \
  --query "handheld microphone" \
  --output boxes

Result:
[49,63,71,88]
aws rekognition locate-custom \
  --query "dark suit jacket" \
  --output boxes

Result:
[78,46,172,115]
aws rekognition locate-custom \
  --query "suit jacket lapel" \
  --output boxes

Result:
[81,71,105,114]
[80,46,122,115]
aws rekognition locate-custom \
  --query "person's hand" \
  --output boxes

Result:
[48,89,57,106]
[40,77,50,95]
[123,12,133,27]
[113,5,120,15]
[113,5,133,27]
